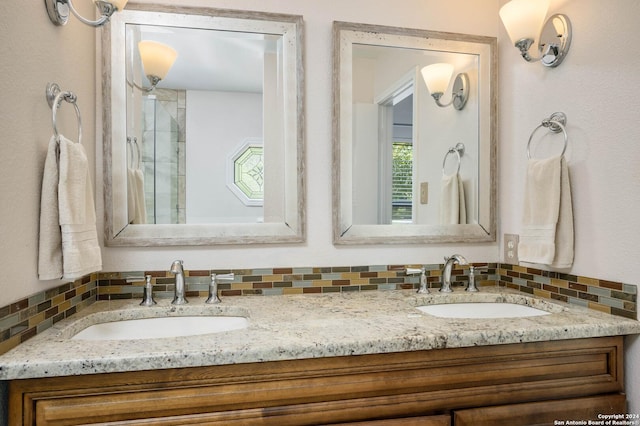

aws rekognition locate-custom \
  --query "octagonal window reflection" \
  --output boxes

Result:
[227,139,264,206]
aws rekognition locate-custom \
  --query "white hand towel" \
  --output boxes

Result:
[126,168,137,224]
[58,136,89,225]
[518,156,574,267]
[440,173,467,225]
[133,168,147,224]
[458,176,466,225]
[38,136,102,281]
[553,158,574,267]
[58,137,102,280]
[38,136,63,280]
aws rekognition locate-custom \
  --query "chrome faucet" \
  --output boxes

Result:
[170,260,188,305]
[440,254,468,293]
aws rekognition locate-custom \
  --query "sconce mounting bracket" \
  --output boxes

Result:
[45,0,70,26]
[45,0,115,27]
[539,14,572,67]
[452,73,469,110]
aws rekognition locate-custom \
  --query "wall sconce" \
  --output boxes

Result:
[129,41,178,92]
[420,63,469,111]
[499,0,572,67]
[45,0,128,27]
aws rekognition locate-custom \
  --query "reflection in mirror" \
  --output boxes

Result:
[125,25,279,225]
[333,22,496,244]
[350,43,479,226]
[104,4,304,245]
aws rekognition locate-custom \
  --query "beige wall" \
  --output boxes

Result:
[1,0,639,413]
[0,2,96,304]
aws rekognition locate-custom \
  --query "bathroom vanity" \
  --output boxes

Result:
[2,289,639,425]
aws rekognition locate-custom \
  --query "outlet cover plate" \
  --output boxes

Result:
[420,182,428,204]
[504,233,519,264]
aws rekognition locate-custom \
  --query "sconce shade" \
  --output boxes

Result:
[421,63,454,95]
[138,41,178,81]
[499,0,550,45]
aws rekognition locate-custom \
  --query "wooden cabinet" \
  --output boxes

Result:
[8,337,626,425]
[332,415,452,425]
[454,394,627,426]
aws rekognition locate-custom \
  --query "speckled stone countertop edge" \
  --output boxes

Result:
[0,288,638,380]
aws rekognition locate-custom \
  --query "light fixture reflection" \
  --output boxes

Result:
[499,0,572,67]
[421,63,469,111]
[45,0,128,27]
[130,41,178,92]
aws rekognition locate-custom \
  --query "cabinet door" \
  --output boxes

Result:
[454,394,626,426]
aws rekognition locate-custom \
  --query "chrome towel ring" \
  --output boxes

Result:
[442,142,465,175]
[46,82,82,144]
[526,112,567,159]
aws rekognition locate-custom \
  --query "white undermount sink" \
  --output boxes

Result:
[71,316,249,341]
[417,302,551,319]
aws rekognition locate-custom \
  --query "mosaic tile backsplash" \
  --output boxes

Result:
[499,264,637,319]
[0,274,97,355]
[0,264,636,355]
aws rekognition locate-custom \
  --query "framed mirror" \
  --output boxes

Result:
[103,4,304,246]
[332,21,496,244]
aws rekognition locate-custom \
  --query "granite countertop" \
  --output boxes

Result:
[1,288,639,380]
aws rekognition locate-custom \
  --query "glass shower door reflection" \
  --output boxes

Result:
[141,93,184,224]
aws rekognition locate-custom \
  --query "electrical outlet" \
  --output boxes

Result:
[504,233,519,264]
[420,182,428,204]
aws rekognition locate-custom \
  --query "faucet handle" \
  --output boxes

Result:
[215,273,235,281]
[140,275,157,306]
[406,267,428,294]
[206,273,234,304]
[466,265,488,293]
